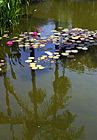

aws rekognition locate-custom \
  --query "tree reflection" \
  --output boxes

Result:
[0,38,86,140]
[0,57,85,140]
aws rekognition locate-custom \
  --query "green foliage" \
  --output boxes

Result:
[0,0,21,32]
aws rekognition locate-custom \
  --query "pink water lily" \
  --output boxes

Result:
[7,41,13,46]
[32,32,37,36]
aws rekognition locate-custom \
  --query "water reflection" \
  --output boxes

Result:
[21,0,97,30]
[1,1,97,139]
[0,55,85,140]
[60,45,97,74]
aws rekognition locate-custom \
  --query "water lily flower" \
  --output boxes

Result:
[7,41,13,46]
[32,32,37,36]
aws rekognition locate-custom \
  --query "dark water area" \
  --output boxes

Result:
[0,0,97,140]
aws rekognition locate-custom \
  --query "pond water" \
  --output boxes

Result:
[0,0,97,139]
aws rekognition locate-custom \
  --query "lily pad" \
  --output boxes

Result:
[25,60,32,63]
[32,66,38,70]
[61,52,69,56]
[18,44,24,47]
[58,27,63,29]
[28,57,34,59]
[76,46,82,49]
[53,56,59,59]
[48,55,53,58]
[30,62,36,67]
[16,40,22,42]
[40,44,45,48]
[51,30,57,32]
[54,52,59,55]
[65,50,71,53]
[82,47,88,50]
[25,44,30,47]
[33,44,38,48]
[39,66,45,69]
[71,50,78,53]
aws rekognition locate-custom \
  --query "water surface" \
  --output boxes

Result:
[0,0,97,140]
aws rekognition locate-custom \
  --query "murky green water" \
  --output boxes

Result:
[0,0,97,139]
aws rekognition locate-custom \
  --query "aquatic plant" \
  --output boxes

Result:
[7,40,13,46]
[32,32,37,36]
[2,26,97,71]
[0,0,21,34]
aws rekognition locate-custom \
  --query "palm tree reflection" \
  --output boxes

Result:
[0,46,85,140]
[22,49,85,140]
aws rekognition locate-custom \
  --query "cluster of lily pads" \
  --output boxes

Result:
[1,27,97,70]
[23,27,97,70]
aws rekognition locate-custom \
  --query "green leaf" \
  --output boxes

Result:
[15,8,20,14]
[0,37,2,40]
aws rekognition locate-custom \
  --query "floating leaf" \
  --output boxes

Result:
[62,33,68,36]
[89,40,95,43]
[32,66,38,70]
[28,57,34,59]
[76,46,82,49]
[65,50,71,53]
[61,52,69,56]
[3,34,8,38]
[48,55,53,58]
[71,50,78,53]
[33,44,38,48]
[82,47,88,50]
[58,27,63,29]
[30,62,36,67]
[38,66,45,69]
[13,37,18,39]
[51,30,57,32]
[16,40,21,43]
[77,41,81,43]
[37,33,41,36]
[41,37,47,39]
[40,44,45,48]
[18,44,24,47]
[72,36,80,40]
[29,39,34,42]
[56,54,60,57]
[62,29,69,32]
[53,56,59,59]
[54,52,59,55]
[1,60,4,62]
[25,44,30,47]
[80,38,85,41]
[51,59,54,63]
[25,60,32,63]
